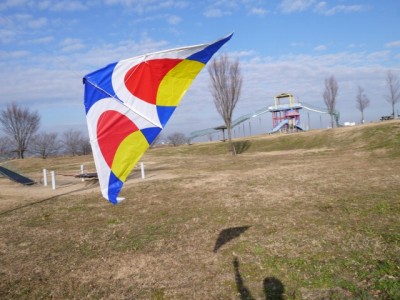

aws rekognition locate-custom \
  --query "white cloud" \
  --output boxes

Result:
[314,45,327,51]
[279,0,315,14]
[5,14,48,30]
[104,0,188,14]
[59,38,85,53]
[229,50,258,59]
[0,28,15,44]
[167,15,182,25]
[290,42,307,48]
[385,40,400,48]
[279,0,368,15]
[0,0,29,11]
[0,50,30,59]
[314,1,327,12]
[27,16,47,29]
[367,50,390,61]
[104,0,130,4]
[315,2,368,15]
[0,0,87,12]
[248,7,268,16]
[203,7,230,18]
[347,43,366,49]
[203,0,244,18]
[35,0,87,11]
[75,36,170,68]
[30,36,54,44]
[203,1,267,18]
[0,14,48,42]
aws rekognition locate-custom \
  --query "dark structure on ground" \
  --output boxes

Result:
[0,166,35,185]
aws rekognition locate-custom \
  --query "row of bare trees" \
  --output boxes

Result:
[0,103,90,159]
[323,70,399,127]
[0,104,192,158]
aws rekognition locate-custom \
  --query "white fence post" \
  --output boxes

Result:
[43,169,48,186]
[140,162,145,179]
[51,171,56,190]
[80,164,84,182]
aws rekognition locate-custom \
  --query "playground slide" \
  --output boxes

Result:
[269,119,289,133]
[0,166,35,185]
[295,120,305,131]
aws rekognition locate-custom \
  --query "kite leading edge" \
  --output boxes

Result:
[83,33,233,204]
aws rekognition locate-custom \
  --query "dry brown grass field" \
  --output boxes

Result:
[1,120,399,299]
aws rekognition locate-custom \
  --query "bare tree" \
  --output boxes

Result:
[30,132,60,159]
[355,86,370,124]
[0,136,13,159]
[79,139,92,155]
[62,129,85,156]
[0,102,40,159]
[323,76,339,128]
[208,54,242,154]
[167,132,187,146]
[385,70,400,117]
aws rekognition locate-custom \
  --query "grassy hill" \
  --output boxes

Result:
[161,119,400,156]
[0,120,399,299]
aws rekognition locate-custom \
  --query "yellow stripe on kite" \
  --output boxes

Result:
[157,60,205,107]
[111,130,149,182]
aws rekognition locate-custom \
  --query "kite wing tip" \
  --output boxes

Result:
[102,191,126,205]
[225,32,234,40]
[108,197,126,205]
[106,197,125,205]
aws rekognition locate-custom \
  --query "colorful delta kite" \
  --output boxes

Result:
[83,34,232,204]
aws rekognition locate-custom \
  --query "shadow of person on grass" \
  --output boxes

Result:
[263,276,285,300]
[213,226,251,253]
[233,257,255,300]
[233,257,285,300]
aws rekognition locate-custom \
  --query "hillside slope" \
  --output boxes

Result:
[154,119,400,157]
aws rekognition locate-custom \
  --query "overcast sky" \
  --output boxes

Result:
[0,0,399,139]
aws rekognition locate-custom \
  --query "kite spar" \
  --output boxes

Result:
[83,34,233,204]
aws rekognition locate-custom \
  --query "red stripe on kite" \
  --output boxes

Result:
[97,110,139,168]
[124,58,182,105]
